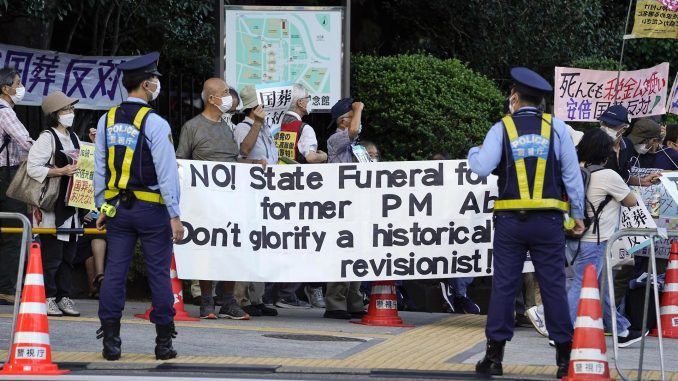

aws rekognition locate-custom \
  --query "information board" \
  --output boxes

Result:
[224,7,343,112]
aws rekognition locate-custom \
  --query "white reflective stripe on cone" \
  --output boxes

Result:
[13,332,50,345]
[24,274,44,286]
[574,316,604,329]
[665,283,678,292]
[570,348,608,362]
[579,287,600,300]
[170,269,178,279]
[668,261,678,270]
[660,305,678,315]
[371,285,394,295]
[19,302,46,315]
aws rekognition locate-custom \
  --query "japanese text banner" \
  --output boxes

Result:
[0,43,136,110]
[669,73,678,115]
[174,160,504,282]
[554,63,670,122]
[631,0,678,39]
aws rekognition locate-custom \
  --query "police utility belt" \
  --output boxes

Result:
[102,189,164,217]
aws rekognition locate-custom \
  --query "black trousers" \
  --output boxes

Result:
[39,234,77,300]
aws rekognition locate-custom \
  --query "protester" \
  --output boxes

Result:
[176,78,252,320]
[74,127,106,298]
[630,118,678,171]
[94,53,182,361]
[0,67,34,306]
[569,128,643,346]
[233,85,279,317]
[27,91,83,316]
[265,83,330,308]
[324,98,367,320]
[361,140,379,162]
[468,67,584,378]
[664,124,678,152]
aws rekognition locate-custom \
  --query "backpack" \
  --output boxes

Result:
[570,165,613,265]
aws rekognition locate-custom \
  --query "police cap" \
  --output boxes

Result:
[118,52,162,77]
[510,67,552,97]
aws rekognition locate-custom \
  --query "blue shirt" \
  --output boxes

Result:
[94,97,181,218]
[467,107,585,219]
[233,116,278,165]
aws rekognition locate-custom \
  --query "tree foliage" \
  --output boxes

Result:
[352,54,504,161]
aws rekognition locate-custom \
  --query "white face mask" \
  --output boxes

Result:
[10,85,25,104]
[634,143,650,155]
[214,94,233,114]
[357,123,363,134]
[147,80,161,101]
[601,126,619,141]
[304,99,313,114]
[58,113,75,127]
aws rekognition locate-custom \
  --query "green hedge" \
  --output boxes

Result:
[352,54,505,160]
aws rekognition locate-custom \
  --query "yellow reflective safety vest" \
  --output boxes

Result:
[103,102,164,204]
[492,112,569,212]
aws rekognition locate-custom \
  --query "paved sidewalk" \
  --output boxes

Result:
[1,300,676,380]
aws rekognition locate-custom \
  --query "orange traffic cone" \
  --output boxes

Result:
[650,242,678,338]
[0,243,69,375]
[563,264,613,381]
[352,281,413,327]
[135,254,199,321]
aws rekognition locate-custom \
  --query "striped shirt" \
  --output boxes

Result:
[0,98,33,167]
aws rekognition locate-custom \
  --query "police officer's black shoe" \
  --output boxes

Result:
[96,320,122,361]
[555,341,572,379]
[155,323,178,360]
[475,339,505,376]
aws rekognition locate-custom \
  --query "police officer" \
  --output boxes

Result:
[468,68,585,378]
[93,52,183,361]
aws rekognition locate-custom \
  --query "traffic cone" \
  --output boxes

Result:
[650,242,678,338]
[563,264,613,381]
[135,254,199,321]
[0,243,69,375]
[352,281,413,327]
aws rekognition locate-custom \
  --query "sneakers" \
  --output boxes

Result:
[200,295,216,319]
[275,297,311,309]
[304,286,326,308]
[455,295,480,314]
[254,303,278,316]
[324,310,351,319]
[526,306,549,337]
[57,297,80,316]
[218,300,250,320]
[0,293,15,305]
[440,282,455,313]
[46,297,62,316]
[242,304,263,317]
[618,330,645,348]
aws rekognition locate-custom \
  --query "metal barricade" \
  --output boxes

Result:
[604,228,670,381]
[0,212,32,365]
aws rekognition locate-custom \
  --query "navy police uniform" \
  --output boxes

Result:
[468,68,585,377]
[93,52,180,360]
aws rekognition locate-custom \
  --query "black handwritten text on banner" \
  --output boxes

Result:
[174,160,501,282]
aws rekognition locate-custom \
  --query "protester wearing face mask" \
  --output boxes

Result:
[0,67,35,306]
[175,78,252,321]
[597,105,634,181]
[664,124,678,152]
[629,118,678,171]
[27,91,83,317]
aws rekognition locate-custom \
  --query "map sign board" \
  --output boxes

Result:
[224,6,343,112]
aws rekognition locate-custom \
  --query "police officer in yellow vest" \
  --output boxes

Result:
[468,68,585,379]
[93,52,183,361]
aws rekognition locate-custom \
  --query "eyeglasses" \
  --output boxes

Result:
[60,105,75,112]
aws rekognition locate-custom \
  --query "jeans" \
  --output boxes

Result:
[448,277,473,298]
[567,240,631,334]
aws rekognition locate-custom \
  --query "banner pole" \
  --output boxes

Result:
[615,0,635,99]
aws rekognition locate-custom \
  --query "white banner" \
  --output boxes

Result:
[0,43,135,110]
[669,72,678,115]
[174,160,504,282]
[255,82,293,135]
[554,63,670,122]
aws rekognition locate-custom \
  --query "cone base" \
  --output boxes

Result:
[0,363,70,375]
[649,327,678,339]
[351,316,414,328]
[562,376,614,381]
[135,309,199,322]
